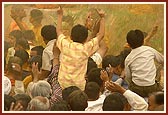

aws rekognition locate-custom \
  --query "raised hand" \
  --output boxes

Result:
[57,6,63,16]
[96,9,105,18]
[100,70,109,82]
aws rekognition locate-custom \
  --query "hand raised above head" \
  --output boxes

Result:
[96,9,105,18]
[57,6,63,16]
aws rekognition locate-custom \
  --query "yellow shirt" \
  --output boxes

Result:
[31,26,46,47]
[23,75,33,89]
[57,34,99,90]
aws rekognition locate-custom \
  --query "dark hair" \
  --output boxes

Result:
[62,86,80,102]
[50,100,70,111]
[86,58,97,75]
[15,38,30,50]
[30,9,43,22]
[68,90,88,111]
[103,93,125,111]
[9,30,23,40]
[71,24,88,43]
[84,82,100,100]
[23,30,35,41]
[31,46,44,57]
[7,56,23,71]
[13,93,31,111]
[41,25,57,41]
[153,91,164,105]
[4,94,16,111]
[28,55,42,71]
[87,68,104,88]
[14,49,29,64]
[126,29,144,49]
[102,55,121,69]
[119,48,131,69]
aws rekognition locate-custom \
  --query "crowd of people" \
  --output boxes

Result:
[4,5,164,112]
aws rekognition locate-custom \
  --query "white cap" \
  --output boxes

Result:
[4,76,12,95]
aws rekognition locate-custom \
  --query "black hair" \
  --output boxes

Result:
[28,55,42,71]
[4,94,16,111]
[14,49,29,64]
[23,30,35,41]
[102,55,121,69]
[7,56,23,72]
[87,68,104,88]
[119,48,131,69]
[9,30,23,40]
[31,46,44,57]
[62,86,80,102]
[84,82,100,101]
[15,38,30,50]
[86,57,98,75]
[71,24,88,43]
[13,93,31,111]
[103,93,125,111]
[41,25,57,41]
[126,29,144,49]
[68,90,88,111]
[153,91,164,105]
[50,100,70,111]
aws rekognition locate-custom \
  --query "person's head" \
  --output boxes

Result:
[68,90,88,111]
[126,29,144,49]
[13,93,31,111]
[27,96,50,111]
[29,9,43,25]
[4,94,16,111]
[62,86,80,102]
[7,56,23,74]
[4,76,12,95]
[31,80,51,98]
[28,55,42,71]
[102,55,123,76]
[50,100,70,111]
[87,68,104,92]
[8,30,23,47]
[119,48,131,69]
[23,30,36,42]
[14,49,29,65]
[148,91,164,111]
[84,82,100,101]
[103,93,125,111]
[11,5,26,19]
[41,25,57,44]
[15,38,30,51]
[86,58,98,75]
[70,24,88,43]
[30,46,44,57]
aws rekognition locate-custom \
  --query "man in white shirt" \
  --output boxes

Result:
[40,25,57,80]
[125,29,164,97]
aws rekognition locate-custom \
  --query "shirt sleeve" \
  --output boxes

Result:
[84,37,99,56]
[42,51,52,71]
[56,34,66,51]
[123,90,148,111]
[125,59,132,86]
[150,48,164,64]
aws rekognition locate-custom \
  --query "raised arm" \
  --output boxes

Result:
[56,6,63,36]
[96,9,105,43]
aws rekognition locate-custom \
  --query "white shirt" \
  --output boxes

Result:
[123,90,148,111]
[85,94,106,111]
[125,46,164,86]
[42,39,56,71]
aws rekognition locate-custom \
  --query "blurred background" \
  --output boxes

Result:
[3,3,164,55]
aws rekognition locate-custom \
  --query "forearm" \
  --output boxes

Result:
[13,19,26,31]
[57,15,63,36]
[97,17,105,42]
